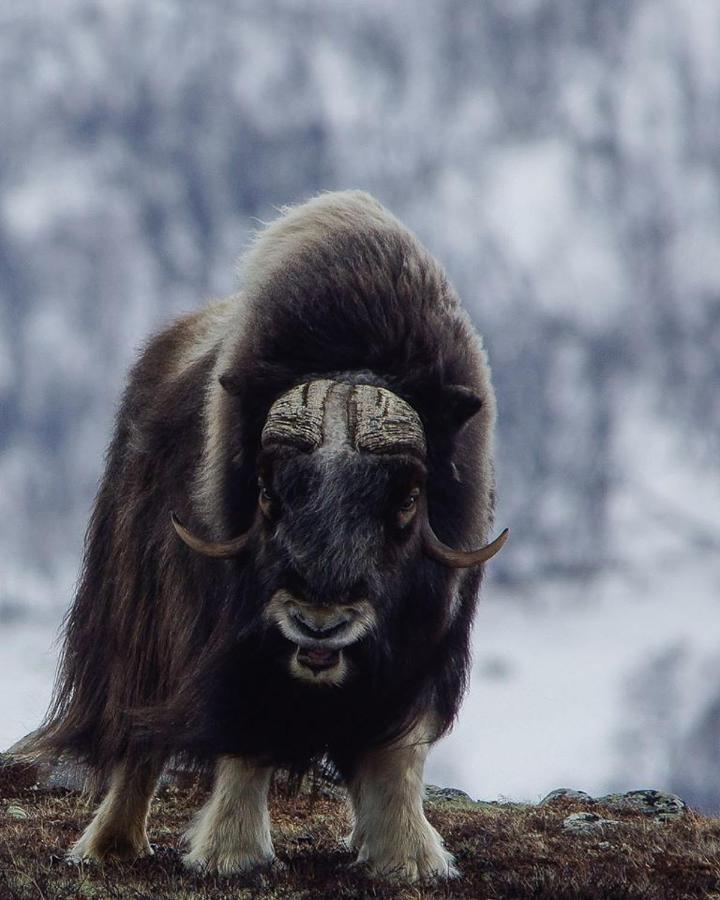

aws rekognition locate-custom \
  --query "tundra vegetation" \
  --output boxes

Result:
[1,757,719,900]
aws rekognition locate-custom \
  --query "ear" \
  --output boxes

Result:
[438,385,483,432]
[219,372,243,395]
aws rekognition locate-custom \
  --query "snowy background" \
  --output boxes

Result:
[1,0,719,810]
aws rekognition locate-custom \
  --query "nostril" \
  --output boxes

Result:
[312,619,341,634]
[292,609,348,638]
[295,610,318,630]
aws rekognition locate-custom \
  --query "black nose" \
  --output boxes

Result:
[293,616,348,639]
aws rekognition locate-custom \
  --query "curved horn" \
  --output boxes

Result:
[171,513,249,559]
[422,521,509,568]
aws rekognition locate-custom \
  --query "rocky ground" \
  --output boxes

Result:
[1,755,719,899]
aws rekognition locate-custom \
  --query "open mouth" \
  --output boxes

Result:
[296,646,341,672]
[289,641,348,685]
[265,591,376,685]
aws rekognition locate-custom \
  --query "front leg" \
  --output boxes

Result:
[69,757,162,863]
[346,718,458,882]
[183,756,275,875]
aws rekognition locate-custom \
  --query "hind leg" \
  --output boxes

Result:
[69,757,163,862]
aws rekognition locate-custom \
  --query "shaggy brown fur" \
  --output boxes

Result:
[25,191,502,877]
[30,190,497,779]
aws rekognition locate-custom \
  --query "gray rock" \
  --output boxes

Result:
[562,812,620,835]
[6,731,40,757]
[3,734,194,794]
[425,785,475,804]
[3,732,90,793]
[539,786,688,823]
[595,789,686,821]
[539,788,594,806]
[44,757,89,792]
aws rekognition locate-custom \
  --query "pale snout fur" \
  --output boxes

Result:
[264,589,377,684]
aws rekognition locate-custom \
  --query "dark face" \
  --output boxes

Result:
[257,444,426,685]
[172,378,507,690]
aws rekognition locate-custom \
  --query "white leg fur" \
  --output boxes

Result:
[68,760,160,862]
[347,720,458,882]
[183,756,275,875]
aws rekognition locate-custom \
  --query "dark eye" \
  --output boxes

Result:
[258,478,274,513]
[399,491,419,512]
[396,488,420,528]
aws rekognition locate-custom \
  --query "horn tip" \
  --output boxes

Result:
[493,527,510,553]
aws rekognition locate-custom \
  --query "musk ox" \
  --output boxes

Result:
[30,190,507,881]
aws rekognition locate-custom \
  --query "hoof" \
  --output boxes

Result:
[67,832,153,864]
[361,839,459,882]
[182,849,278,877]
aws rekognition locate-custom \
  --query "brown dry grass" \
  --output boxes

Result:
[2,760,720,899]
